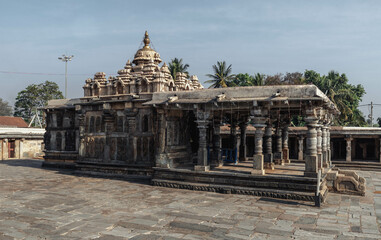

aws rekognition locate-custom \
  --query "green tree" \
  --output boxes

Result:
[264,73,283,85]
[168,58,189,80]
[14,81,64,123]
[231,73,254,86]
[304,70,366,126]
[252,73,266,86]
[265,72,304,85]
[0,98,12,116]
[377,117,381,127]
[233,73,265,86]
[205,61,235,88]
[283,72,304,85]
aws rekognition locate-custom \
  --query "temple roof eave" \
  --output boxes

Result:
[142,85,340,114]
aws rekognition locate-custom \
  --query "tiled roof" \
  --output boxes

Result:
[0,116,28,128]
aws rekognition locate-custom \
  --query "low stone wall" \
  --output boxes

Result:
[22,140,44,158]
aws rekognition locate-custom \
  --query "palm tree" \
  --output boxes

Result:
[250,73,265,86]
[205,61,235,88]
[168,58,189,80]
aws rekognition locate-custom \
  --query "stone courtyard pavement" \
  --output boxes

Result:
[0,160,380,240]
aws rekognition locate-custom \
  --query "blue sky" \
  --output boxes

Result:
[1,0,381,120]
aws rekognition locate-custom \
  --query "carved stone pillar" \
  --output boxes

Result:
[78,114,86,157]
[126,115,137,162]
[231,120,238,153]
[282,125,290,164]
[321,125,328,168]
[239,120,248,162]
[212,120,222,167]
[263,121,274,170]
[251,112,266,175]
[345,136,352,162]
[379,138,381,163]
[103,115,114,162]
[274,126,283,165]
[316,125,323,170]
[327,127,332,166]
[157,110,166,154]
[304,116,319,177]
[155,109,169,168]
[50,132,56,151]
[195,111,210,171]
[298,135,304,161]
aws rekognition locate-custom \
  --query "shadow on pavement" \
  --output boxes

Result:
[0,159,151,185]
[0,159,43,168]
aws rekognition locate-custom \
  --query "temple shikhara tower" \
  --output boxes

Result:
[83,31,203,97]
[43,31,366,206]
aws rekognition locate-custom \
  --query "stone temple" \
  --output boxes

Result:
[43,31,365,205]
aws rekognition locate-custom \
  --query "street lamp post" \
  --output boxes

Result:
[58,54,74,98]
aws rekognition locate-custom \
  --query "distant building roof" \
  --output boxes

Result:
[0,116,28,128]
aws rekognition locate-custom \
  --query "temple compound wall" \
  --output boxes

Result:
[0,128,44,160]
[43,32,366,201]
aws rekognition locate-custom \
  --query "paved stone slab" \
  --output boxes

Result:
[0,159,381,239]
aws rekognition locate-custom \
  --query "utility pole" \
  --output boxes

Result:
[58,54,74,98]
[359,102,381,127]
[371,101,374,127]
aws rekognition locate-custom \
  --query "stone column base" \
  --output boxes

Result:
[252,154,265,175]
[304,155,318,178]
[322,151,328,168]
[282,149,290,164]
[317,153,323,169]
[194,165,210,171]
[251,169,265,175]
[327,149,332,166]
[264,162,274,170]
[298,151,304,161]
[264,153,274,170]
[273,152,284,165]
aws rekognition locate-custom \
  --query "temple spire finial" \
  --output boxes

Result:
[143,31,150,49]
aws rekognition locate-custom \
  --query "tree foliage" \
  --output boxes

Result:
[264,72,304,85]
[205,60,365,126]
[14,81,64,123]
[0,98,12,116]
[304,70,366,126]
[231,73,265,87]
[232,72,304,86]
[205,61,235,88]
[168,58,189,80]
[377,117,381,127]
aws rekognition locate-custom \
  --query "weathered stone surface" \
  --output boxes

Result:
[0,159,379,239]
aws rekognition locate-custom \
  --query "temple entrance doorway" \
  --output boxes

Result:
[8,140,15,158]
[331,138,346,160]
[354,138,377,161]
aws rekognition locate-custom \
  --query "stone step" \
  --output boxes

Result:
[152,167,318,193]
[74,162,153,178]
[152,179,317,202]
[332,163,381,171]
